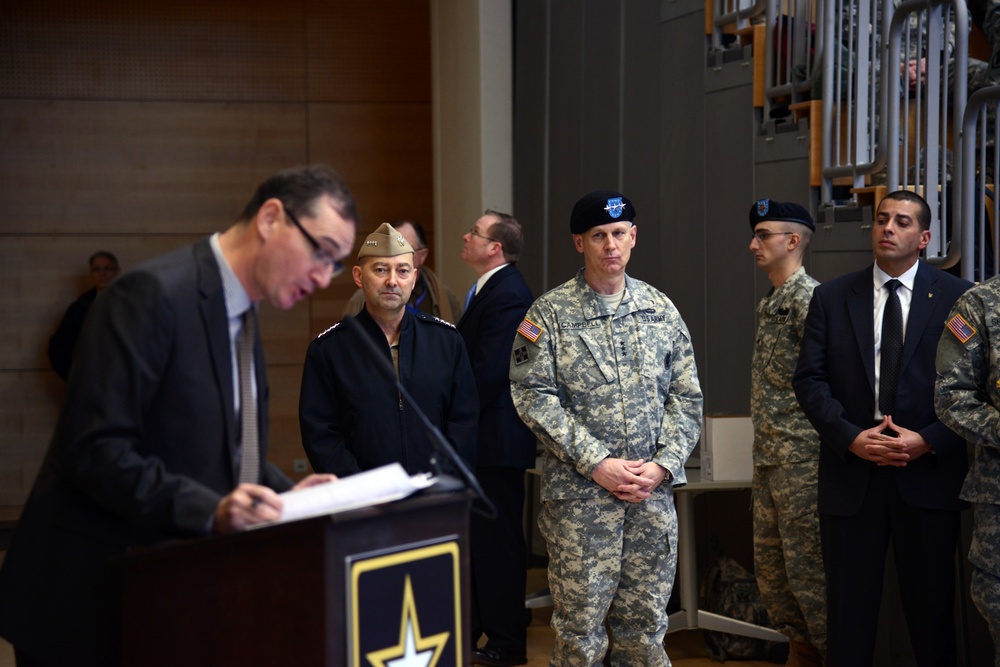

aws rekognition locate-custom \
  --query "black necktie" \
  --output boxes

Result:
[237,311,259,484]
[879,279,903,417]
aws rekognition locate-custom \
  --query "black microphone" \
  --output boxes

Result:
[340,315,497,519]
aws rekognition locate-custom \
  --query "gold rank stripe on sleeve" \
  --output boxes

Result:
[517,318,542,342]
[946,312,976,344]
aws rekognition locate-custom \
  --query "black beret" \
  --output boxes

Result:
[570,190,636,234]
[749,198,814,231]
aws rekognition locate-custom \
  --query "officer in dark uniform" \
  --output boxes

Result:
[299,222,479,477]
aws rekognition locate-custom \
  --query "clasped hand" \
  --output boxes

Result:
[848,415,931,467]
[593,457,668,503]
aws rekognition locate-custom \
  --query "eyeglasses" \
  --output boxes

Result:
[284,205,344,277]
[469,228,500,244]
[751,231,795,243]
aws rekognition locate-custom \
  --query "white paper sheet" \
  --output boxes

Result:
[254,463,436,527]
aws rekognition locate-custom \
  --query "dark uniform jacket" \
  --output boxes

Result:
[0,239,292,666]
[299,306,479,477]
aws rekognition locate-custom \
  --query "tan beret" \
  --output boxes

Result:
[357,222,414,260]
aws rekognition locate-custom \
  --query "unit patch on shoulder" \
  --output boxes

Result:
[517,318,542,343]
[946,313,976,344]
[513,345,530,366]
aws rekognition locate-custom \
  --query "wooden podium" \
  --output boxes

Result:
[120,489,472,667]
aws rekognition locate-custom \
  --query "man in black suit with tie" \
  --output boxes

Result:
[0,165,358,667]
[793,190,971,666]
[458,210,536,666]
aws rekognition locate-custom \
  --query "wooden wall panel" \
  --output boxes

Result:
[307,0,431,102]
[0,1,308,101]
[258,300,311,367]
[306,101,434,325]
[307,275,360,337]
[264,365,311,481]
[0,0,432,506]
[0,235,203,370]
[308,103,434,231]
[0,100,308,234]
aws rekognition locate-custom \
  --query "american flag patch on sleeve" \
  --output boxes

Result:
[517,318,542,342]
[946,313,976,343]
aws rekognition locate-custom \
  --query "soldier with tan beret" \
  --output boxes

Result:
[299,222,479,477]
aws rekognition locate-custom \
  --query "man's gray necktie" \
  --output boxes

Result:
[237,310,259,484]
[879,279,903,417]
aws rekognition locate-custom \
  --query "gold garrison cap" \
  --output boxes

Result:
[357,222,415,260]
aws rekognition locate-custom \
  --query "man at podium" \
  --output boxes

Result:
[0,165,357,667]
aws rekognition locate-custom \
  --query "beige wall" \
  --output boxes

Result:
[431,0,513,291]
[0,0,435,507]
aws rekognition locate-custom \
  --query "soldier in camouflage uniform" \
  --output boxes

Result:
[747,199,826,667]
[510,190,703,667]
[935,274,1000,666]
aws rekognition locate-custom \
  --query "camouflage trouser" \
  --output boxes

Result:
[539,492,677,667]
[752,461,827,654]
[971,567,1000,667]
[970,502,1000,667]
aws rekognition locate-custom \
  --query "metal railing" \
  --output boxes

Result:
[820,0,967,262]
[712,0,823,119]
[710,0,766,51]
[959,86,1000,282]
[884,0,967,264]
[820,0,883,201]
[764,0,824,118]
[712,0,980,269]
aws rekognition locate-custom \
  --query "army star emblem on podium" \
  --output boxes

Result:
[349,540,462,667]
[365,576,449,667]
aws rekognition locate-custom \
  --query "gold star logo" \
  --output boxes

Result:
[365,575,450,667]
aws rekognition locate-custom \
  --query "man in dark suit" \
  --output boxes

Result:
[0,165,358,667]
[458,210,535,667]
[793,190,971,667]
